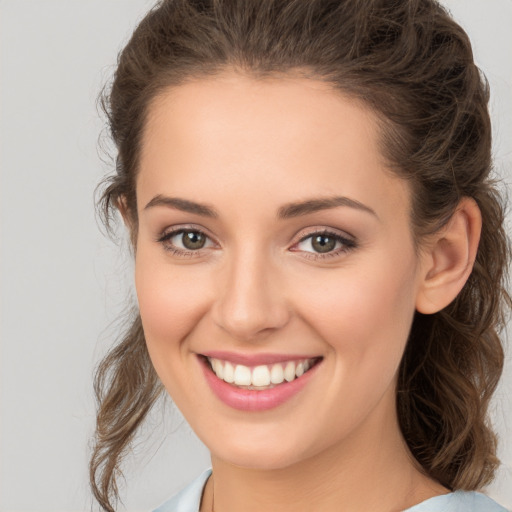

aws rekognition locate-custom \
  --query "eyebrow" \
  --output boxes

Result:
[277,196,377,219]
[143,194,378,219]
[144,195,219,217]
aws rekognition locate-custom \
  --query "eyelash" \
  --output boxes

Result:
[156,227,357,260]
[294,229,357,260]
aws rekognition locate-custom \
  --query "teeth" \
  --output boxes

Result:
[233,365,252,386]
[223,361,234,383]
[270,364,284,384]
[252,365,271,386]
[284,361,296,382]
[212,359,224,379]
[207,357,317,388]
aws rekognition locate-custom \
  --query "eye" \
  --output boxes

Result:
[157,227,214,256]
[293,230,357,259]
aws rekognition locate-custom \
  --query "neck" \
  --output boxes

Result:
[201,398,447,512]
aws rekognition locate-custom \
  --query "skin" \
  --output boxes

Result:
[130,70,481,511]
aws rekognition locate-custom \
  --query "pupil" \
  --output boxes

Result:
[312,235,335,253]
[182,231,206,250]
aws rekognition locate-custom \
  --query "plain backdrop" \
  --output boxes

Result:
[0,1,511,511]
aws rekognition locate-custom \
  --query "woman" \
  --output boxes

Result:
[90,0,510,510]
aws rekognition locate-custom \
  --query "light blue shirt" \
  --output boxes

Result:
[153,468,509,512]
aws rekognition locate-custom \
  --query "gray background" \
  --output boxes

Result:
[0,1,510,510]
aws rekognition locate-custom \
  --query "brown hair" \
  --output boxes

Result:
[91,0,511,510]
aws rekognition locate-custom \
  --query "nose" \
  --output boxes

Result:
[211,246,290,342]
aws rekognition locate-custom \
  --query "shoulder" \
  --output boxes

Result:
[404,490,509,512]
[151,476,509,512]
[152,468,212,512]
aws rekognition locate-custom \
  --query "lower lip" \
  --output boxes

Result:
[199,356,322,411]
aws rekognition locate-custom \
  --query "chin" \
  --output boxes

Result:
[208,434,313,471]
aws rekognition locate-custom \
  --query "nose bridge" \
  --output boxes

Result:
[212,242,289,340]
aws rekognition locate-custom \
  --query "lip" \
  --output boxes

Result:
[198,355,323,412]
[200,350,321,367]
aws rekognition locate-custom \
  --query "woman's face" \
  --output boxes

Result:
[134,71,428,469]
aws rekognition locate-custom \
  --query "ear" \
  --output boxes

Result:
[415,197,482,314]
[116,195,131,227]
[116,195,138,249]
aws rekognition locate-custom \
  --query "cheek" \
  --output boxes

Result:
[295,253,419,377]
[134,251,211,359]
[285,254,420,439]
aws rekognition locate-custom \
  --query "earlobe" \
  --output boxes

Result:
[415,198,482,314]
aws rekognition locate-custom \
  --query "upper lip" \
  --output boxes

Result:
[199,350,322,366]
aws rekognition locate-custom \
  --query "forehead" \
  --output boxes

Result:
[138,71,411,222]
[142,71,379,163]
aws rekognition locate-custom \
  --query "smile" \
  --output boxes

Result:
[206,356,320,389]
[198,353,323,411]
